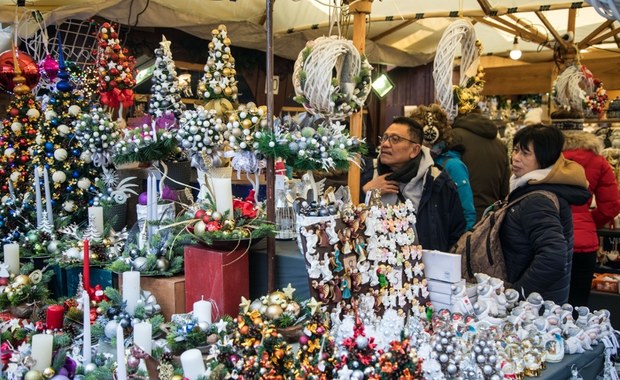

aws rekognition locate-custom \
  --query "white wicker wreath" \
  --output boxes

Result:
[552,65,594,112]
[433,20,480,122]
[293,36,373,120]
[588,0,620,22]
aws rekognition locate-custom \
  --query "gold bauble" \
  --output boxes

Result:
[42,367,55,378]
[258,105,268,115]
[232,85,239,94]
[285,301,301,317]
[242,119,253,129]
[228,114,238,122]
[171,376,184,380]
[218,24,227,31]
[197,83,206,93]
[230,69,237,76]
[211,29,220,37]
[90,253,99,260]
[14,274,31,286]
[224,87,233,96]
[24,370,43,380]
[213,86,223,95]
[205,73,213,80]
[208,42,215,50]
[230,56,236,64]
[268,291,287,305]
[222,54,230,61]
[223,37,232,46]
[222,68,231,77]
[265,304,284,320]
[222,219,236,231]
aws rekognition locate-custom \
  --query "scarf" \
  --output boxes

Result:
[379,153,423,183]
[509,167,552,193]
[378,146,433,210]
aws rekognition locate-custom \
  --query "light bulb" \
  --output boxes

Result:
[510,36,522,60]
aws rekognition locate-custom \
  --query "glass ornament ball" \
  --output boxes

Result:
[0,49,40,91]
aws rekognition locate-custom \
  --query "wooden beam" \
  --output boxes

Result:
[371,19,416,42]
[277,2,591,35]
[568,9,576,35]
[507,14,539,35]
[587,26,620,46]
[578,19,615,49]
[348,0,372,205]
[477,0,493,15]
[613,25,620,48]
[490,16,549,45]
[535,11,568,48]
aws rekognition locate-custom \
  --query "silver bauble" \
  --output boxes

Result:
[355,336,368,349]
[447,363,458,374]
[156,257,170,271]
[24,370,43,380]
[104,319,119,339]
[250,298,263,311]
[47,240,60,253]
[199,321,210,331]
[84,363,97,373]
[351,370,364,380]
[132,257,148,271]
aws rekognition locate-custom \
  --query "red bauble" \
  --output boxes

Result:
[20,155,28,163]
[0,49,40,92]
[194,209,206,219]
[8,108,18,116]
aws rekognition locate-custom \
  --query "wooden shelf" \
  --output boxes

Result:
[584,118,620,124]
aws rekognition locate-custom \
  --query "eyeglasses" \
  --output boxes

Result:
[379,134,419,145]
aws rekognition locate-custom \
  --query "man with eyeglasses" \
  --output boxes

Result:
[362,116,465,251]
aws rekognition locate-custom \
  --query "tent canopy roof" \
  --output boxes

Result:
[0,0,617,67]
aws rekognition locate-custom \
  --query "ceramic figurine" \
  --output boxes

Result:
[545,328,565,363]
[505,288,520,311]
[574,306,590,328]
[451,283,475,315]
[477,283,499,317]
[564,326,586,354]
[474,272,491,286]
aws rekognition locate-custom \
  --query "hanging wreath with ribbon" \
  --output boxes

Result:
[433,19,482,122]
[293,36,372,120]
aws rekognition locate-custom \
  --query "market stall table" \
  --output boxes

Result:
[527,343,604,379]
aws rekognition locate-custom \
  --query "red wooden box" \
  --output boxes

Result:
[184,245,249,317]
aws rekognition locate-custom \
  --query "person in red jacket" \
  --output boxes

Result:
[563,129,620,306]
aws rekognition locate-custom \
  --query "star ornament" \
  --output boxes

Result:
[239,296,251,313]
[282,283,296,299]
[214,318,228,333]
[159,35,172,54]
[307,297,322,315]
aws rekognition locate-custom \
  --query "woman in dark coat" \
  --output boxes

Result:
[500,124,590,304]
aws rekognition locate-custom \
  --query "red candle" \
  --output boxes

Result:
[83,239,90,294]
[46,304,64,330]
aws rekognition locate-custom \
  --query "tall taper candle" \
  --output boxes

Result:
[82,290,92,365]
[34,166,42,227]
[3,243,19,275]
[122,271,140,316]
[31,334,53,371]
[43,167,54,226]
[116,324,127,380]
[83,239,90,292]
[146,174,153,239]
[88,206,104,235]
[7,179,15,199]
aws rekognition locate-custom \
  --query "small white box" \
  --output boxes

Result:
[429,291,452,305]
[430,300,453,312]
[427,278,465,295]
[422,250,461,282]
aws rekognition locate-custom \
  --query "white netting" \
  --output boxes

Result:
[20,18,100,68]
[587,0,620,21]
[553,65,594,112]
[293,35,372,120]
[432,19,479,122]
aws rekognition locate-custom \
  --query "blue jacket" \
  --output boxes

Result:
[435,150,476,230]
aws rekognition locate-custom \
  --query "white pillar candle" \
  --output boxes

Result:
[3,243,19,275]
[122,271,140,316]
[82,290,91,365]
[88,206,104,235]
[180,349,206,380]
[34,166,43,227]
[133,321,152,355]
[116,324,127,380]
[42,167,54,226]
[211,176,233,216]
[193,297,212,324]
[31,334,53,371]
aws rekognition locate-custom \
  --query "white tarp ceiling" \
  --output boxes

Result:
[0,0,617,67]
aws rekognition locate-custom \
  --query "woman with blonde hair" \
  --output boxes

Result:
[409,104,476,230]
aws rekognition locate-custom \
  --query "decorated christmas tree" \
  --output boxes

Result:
[148,35,185,119]
[197,24,238,111]
[96,22,136,111]
[31,42,98,220]
[0,53,42,241]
